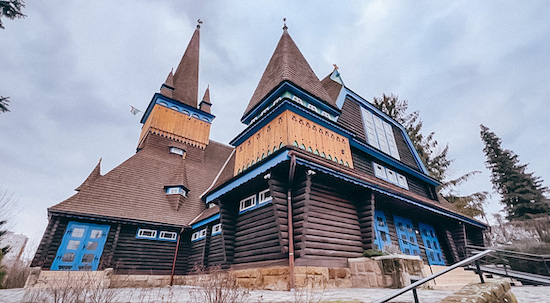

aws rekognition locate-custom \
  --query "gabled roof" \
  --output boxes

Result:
[172,26,200,108]
[50,134,233,226]
[243,28,334,119]
[75,159,102,191]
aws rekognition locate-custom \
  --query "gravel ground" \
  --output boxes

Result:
[0,285,548,302]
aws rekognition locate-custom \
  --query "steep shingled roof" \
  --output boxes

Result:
[50,134,233,226]
[172,26,200,108]
[243,28,334,119]
[320,69,344,104]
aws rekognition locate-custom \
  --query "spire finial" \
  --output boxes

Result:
[283,18,288,31]
[333,64,339,70]
[197,19,203,29]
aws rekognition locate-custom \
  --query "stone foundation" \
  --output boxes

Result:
[348,255,425,288]
[26,255,425,291]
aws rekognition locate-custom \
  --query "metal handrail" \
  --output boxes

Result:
[373,249,494,303]
[466,244,550,276]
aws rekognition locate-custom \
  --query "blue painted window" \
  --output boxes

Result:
[419,222,445,265]
[136,228,157,239]
[191,228,207,241]
[373,210,392,250]
[136,228,178,242]
[51,222,110,271]
[211,223,222,236]
[239,189,273,214]
[393,215,421,257]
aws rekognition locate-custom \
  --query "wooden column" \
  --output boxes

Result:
[358,191,375,250]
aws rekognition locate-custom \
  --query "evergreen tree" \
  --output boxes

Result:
[0,96,10,113]
[373,94,487,218]
[0,0,25,29]
[480,124,549,220]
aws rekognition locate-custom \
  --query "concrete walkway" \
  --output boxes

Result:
[1,285,549,302]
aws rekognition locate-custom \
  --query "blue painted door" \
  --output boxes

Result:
[374,210,392,250]
[51,222,110,271]
[419,222,445,265]
[393,215,421,257]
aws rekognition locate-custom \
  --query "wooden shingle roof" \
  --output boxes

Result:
[243,29,334,119]
[50,134,233,226]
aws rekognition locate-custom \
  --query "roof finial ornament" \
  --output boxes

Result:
[283,18,288,31]
[333,64,339,70]
[197,19,203,29]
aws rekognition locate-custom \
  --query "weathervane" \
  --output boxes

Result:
[197,19,203,29]
[283,18,288,31]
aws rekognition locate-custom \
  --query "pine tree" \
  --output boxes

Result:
[480,124,549,220]
[373,94,488,218]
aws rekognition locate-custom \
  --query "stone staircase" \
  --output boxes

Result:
[422,265,520,290]
[423,265,482,290]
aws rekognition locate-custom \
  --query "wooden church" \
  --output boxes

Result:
[31,23,488,278]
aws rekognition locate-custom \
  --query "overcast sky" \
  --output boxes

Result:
[1,1,549,253]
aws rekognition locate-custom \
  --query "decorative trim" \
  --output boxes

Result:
[191,214,220,230]
[141,93,216,124]
[205,150,290,203]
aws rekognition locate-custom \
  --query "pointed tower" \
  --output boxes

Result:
[199,86,212,114]
[231,26,352,175]
[138,22,215,150]
[242,26,335,122]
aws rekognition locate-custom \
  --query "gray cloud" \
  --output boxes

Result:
[1,1,549,247]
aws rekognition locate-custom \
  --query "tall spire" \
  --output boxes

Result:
[243,25,334,118]
[172,21,201,108]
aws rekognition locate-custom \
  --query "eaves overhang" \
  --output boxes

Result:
[48,209,187,229]
[191,213,220,230]
[242,81,341,125]
[140,93,216,124]
[205,150,290,203]
[289,152,487,230]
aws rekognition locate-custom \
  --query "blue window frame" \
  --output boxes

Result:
[135,228,178,242]
[393,215,421,257]
[51,221,110,271]
[419,222,445,265]
[373,210,392,250]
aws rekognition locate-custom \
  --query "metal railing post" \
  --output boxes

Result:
[412,287,419,303]
[475,260,485,283]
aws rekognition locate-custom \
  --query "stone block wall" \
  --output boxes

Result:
[348,255,425,288]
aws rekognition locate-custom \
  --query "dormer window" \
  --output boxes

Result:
[169,147,185,156]
[166,186,187,197]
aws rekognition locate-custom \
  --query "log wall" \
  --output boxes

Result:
[295,174,364,267]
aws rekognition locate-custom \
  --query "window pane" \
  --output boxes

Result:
[86,241,98,251]
[67,240,80,250]
[81,254,94,263]
[90,230,103,239]
[62,253,75,262]
[72,228,85,238]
